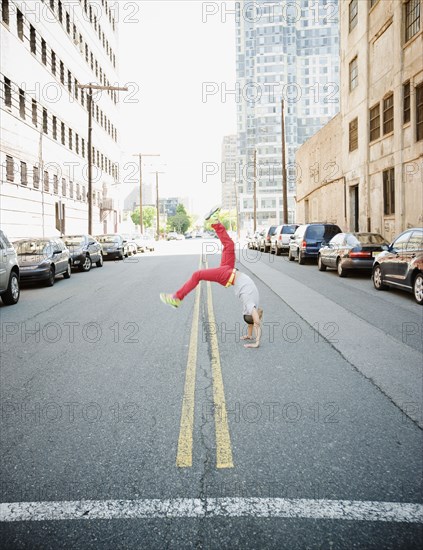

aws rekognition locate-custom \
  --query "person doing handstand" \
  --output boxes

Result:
[160,208,263,348]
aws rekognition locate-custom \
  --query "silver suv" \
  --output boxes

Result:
[0,230,20,305]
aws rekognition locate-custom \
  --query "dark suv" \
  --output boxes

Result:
[288,223,342,264]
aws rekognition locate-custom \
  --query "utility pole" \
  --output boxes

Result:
[281,99,288,224]
[253,148,257,232]
[132,153,160,233]
[151,171,165,240]
[78,83,128,234]
[233,178,240,240]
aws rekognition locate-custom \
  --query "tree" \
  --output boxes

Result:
[167,203,191,234]
[131,206,156,229]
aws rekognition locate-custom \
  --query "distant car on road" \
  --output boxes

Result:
[318,232,388,277]
[259,226,278,253]
[372,227,423,304]
[0,230,20,305]
[14,237,71,286]
[64,234,103,272]
[167,231,178,241]
[140,234,155,251]
[270,224,299,255]
[289,223,342,264]
[96,234,128,260]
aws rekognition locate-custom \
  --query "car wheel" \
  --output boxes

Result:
[298,250,305,265]
[337,258,347,277]
[413,272,423,305]
[288,248,294,261]
[373,265,387,290]
[63,262,72,279]
[317,255,326,271]
[275,246,281,256]
[1,271,20,305]
[119,250,124,260]
[46,266,55,287]
[96,254,104,268]
[80,255,92,272]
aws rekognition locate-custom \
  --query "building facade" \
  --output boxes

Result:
[221,134,237,210]
[1,0,122,239]
[236,0,340,229]
[296,0,423,241]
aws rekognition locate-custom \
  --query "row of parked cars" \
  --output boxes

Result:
[248,223,423,305]
[0,230,155,306]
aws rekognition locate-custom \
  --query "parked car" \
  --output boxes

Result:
[288,223,342,264]
[96,234,128,260]
[167,231,178,241]
[14,238,71,286]
[318,232,389,277]
[372,227,423,304]
[0,230,20,305]
[64,234,103,272]
[250,229,264,250]
[259,225,278,253]
[270,224,299,255]
[121,235,138,256]
[141,234,155,251]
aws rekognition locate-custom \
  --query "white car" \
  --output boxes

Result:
[0,230,20,305]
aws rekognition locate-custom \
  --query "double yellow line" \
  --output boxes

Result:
[176,259,234,469]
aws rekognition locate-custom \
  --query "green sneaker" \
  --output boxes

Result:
[160,293,181,308]
[204,205,221,221]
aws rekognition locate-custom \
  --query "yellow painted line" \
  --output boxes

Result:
[176,258,202,467]
[206,266,234,469]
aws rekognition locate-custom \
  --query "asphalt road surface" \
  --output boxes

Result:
[1,239,422,549]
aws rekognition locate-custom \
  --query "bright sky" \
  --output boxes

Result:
[119,1,237,217]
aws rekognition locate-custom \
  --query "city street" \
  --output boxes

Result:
[1,239,422,549]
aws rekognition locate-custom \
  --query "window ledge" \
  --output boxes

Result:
[403,29,422,49]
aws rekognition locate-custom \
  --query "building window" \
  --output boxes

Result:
[2,0,9,25]
[383,168,395,215]
[17,9,24,40]
[75,133,79,154]
[30,25,36,54]
[82,138,85,158]
[68,128,72,150]
[50,0,55,10]
[74,78,78,100]
[51,50,56,75]
[43,108,48,134]
[66,12,70,34]
[58,1,63,24]
[4,77,12,108]
[369,104,380,141]
[41,39,47,65]
[370,0,379,7]
[349,118,358,151]
[32,99,37,126]
[20,161,27,186]
[52,116,57,140]
[19,88,25,119]
[403,81,411,123]
[76,183,80,200]
[53,174,58,194]
[6,156,14,182]
[349,0,358,32]
[60,60,64,84]
[383,93,394,134]
[61,122,65,145]
[417,82,423,141]
[67,70,72,93]
[69,181,74,199]
[33,166,40,189]
[349,57,358,91]
[405,0,420,43]
[62,178,66,196]
[44,171,49,192]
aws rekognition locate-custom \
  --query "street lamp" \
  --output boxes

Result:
[132,153,160,233]
[77,83,128,235]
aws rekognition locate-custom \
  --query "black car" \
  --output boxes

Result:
[318,232,389,277]
[64,235,103,272]
[372,227,423,305]
[288,223,342,264]
[15,238,71,286]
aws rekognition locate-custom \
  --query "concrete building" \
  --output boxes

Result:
[221,134,237,210]
[236,0,340,229]
[1,0,122,239]
[296,0,423,241]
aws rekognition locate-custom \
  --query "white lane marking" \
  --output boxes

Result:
[1,498,422,523]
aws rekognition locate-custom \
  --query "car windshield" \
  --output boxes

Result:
[15,240,50,255]
[64,237,84,246]
[98,236,120,244]
[353,233,387,245]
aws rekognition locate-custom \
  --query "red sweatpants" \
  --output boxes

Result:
[174,223,235,300]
